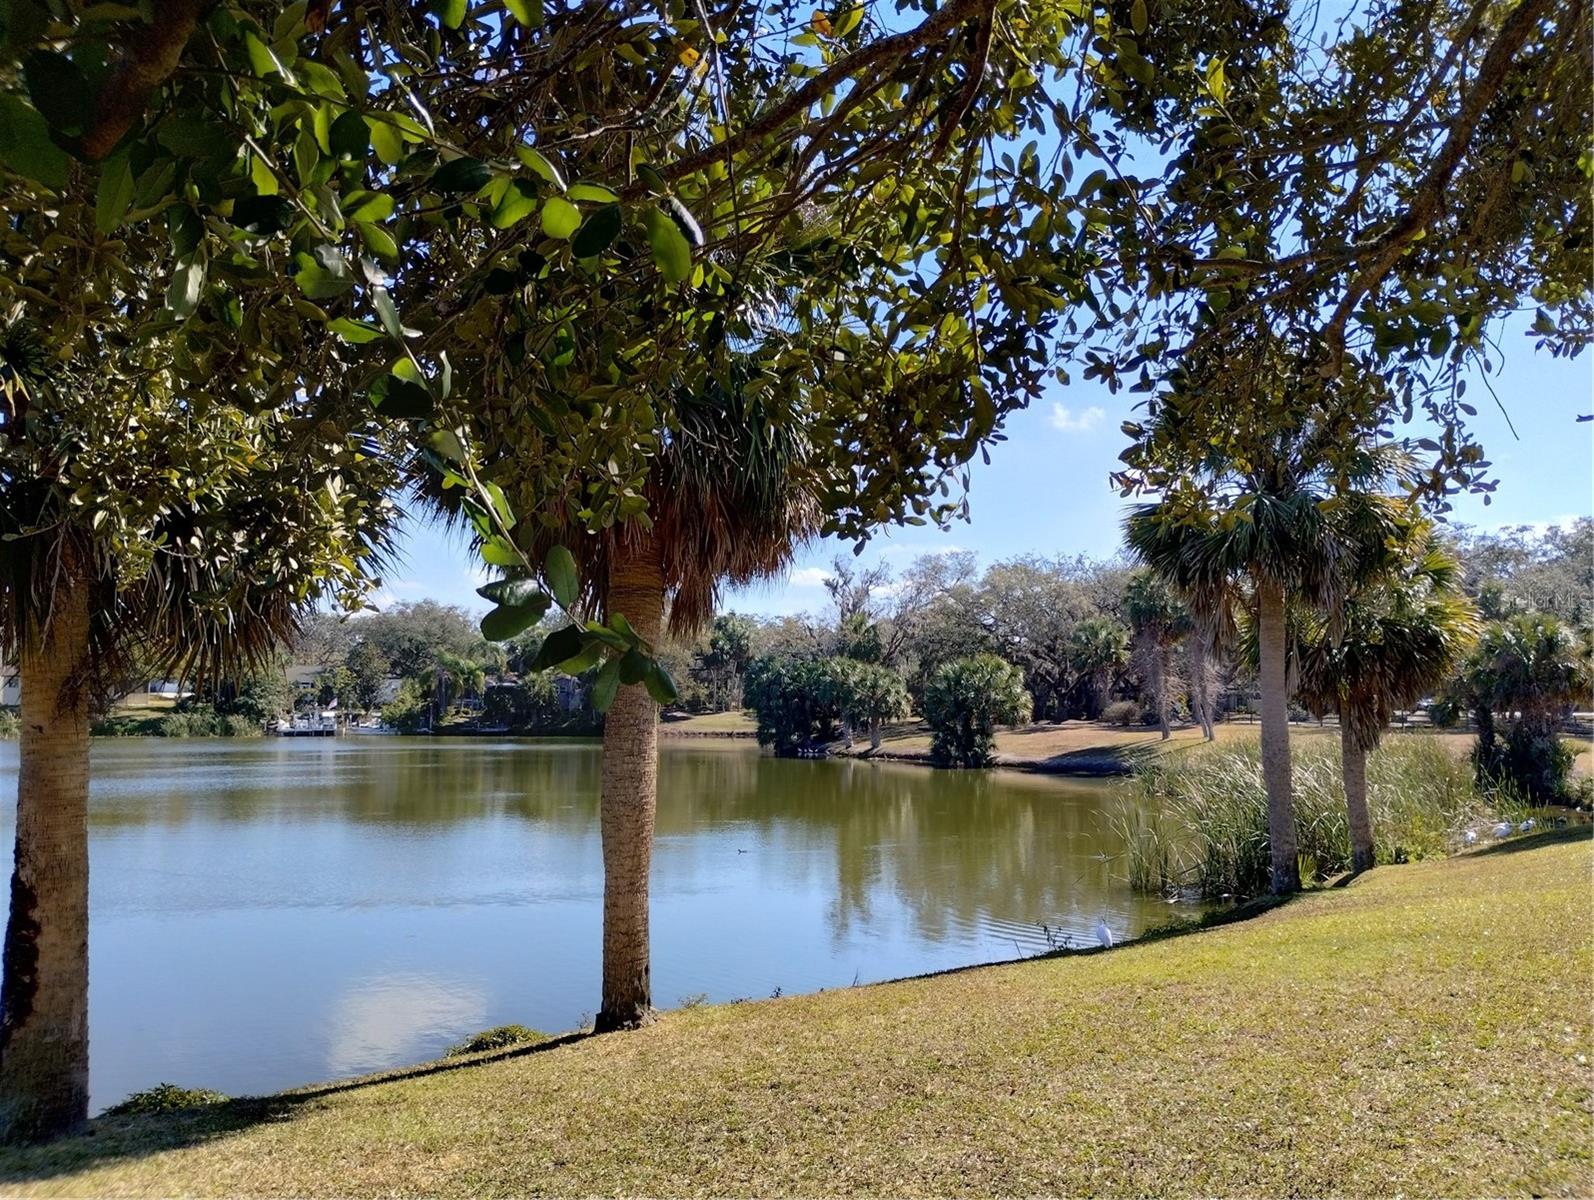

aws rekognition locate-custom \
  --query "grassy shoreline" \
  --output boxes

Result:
[1,829,1587,1196]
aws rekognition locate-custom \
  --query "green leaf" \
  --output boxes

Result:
[431,156,492,193]
[372,286,403,338]
[571,204,622,258]
[566,181,618,203]
[643,206,692,283]
[348,192,394,222]
[431,0,467,28]
[294,253,354,300]
[481,596,550,642]
[230,194,294,236]
[515,145,564,190]
[607,612,638,642]
[368,373,432,419]
[165,257,205,318]
[427,427,466,462]
[244,32,293,82]
[167,205,202,256]
[0,96,70,190]
[357,220,399,261]
[544,545,579,607]
[477,578,547,608]
[540,196,581,240]
[490,179,539,229]
[94,153,134,234]
[590,658,622,712]
[328,317,385,343]
[618,647,648,686]
[249,152,279,195]
[1130,0,1148,34]
[643,660,680,705]
[504,0,542,26]
[23,50,92,135]
[329,110,370,159]
[529,623,584,671]
[833,4,864,36]
[480,536,521,567]
[556,641,605,675]
[368,117,404,165]
[634,162,666,193]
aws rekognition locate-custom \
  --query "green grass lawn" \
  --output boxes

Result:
[3,831,1588,1196]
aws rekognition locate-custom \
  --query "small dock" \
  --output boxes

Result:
[273,716,338,737]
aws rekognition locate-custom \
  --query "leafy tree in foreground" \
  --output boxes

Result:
[923,655,1031,768]
[0,324,395,1142]
[1293,527,1478,872]
[1086,0,1589,507]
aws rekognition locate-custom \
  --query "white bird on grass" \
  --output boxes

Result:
[1462,829,1478,846]
[1518,818,1536,833]
[1492,821,1513,839]
[1093,918,1114,949]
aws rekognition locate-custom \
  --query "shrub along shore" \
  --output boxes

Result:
[0,829,1585,1197]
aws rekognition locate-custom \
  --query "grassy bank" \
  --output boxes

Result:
[2,830,1587,1196]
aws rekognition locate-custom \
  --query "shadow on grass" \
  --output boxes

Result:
[0,1031,593,1186]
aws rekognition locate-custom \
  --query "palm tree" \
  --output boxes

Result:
[1125,451,1408,895]
[486,380,820,1030]
[1452,613,1593,799]
[1067,617,1129,717]
[1293,527,1479,872]
[421,646,496,721]
[0,324,395,1141]
[1123,571,1192,740]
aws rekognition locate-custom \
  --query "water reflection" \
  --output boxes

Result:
[0,737,1180,1110]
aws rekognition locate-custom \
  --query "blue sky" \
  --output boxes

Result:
[383,313,1593,619]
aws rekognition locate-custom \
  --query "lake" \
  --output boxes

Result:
[0,736,1184,1113]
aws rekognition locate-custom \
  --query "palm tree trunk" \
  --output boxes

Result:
[1256,577,1299,895]
[1189,637,1215,740]
[1154,643,1171,740]
[0,577,92,1143]
[1340,720,1375,874]
[594,534,664,1032]
[869,718,882,750]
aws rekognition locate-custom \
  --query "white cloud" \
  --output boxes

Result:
[787,566,832,588]
[1050,404,1106,434]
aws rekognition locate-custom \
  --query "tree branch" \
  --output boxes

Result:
[1319,0,1555,372]
[621,0,995,198]
[81,0,211,161]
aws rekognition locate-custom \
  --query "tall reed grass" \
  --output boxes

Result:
[1113,734,1521,899]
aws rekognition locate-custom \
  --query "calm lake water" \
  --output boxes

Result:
[0,736,1181,1113]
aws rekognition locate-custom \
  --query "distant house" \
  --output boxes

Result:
[145,679,188,697]
[555,675,585,712]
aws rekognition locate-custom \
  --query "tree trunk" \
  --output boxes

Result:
[1189,636,1215,740]
[0,576,92,1142]
[594,534,664,1032]
[869,718,881,751]
[1256,578,1299,895]
[1341,720,1375,874]
[1154,643,1171,740]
